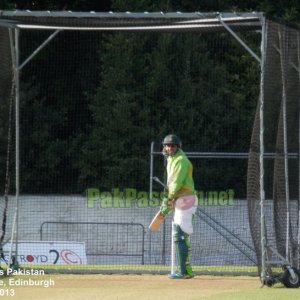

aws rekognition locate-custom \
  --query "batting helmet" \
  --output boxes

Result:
[162,134,182,147]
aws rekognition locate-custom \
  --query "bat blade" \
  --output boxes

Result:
[149,211,166,232]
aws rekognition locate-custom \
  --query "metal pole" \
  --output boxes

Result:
[19,29,60,71]
[150,142,154,200]
[150,151,298,159]
[171,221,175,274]
[7,28,20,266]
[218,13,261,64]
[149,142,154,265]
[8,27,20,266]
[162,155,168,265]
[14,28,20,265]
[297,33,300,269]
[278,27,291,262]
[259,16,267,282]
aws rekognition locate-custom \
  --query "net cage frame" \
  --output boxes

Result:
[0,10,299,281]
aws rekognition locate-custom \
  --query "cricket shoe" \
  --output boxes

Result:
[168,273,194,279]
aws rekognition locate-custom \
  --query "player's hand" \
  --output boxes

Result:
[159,198,173,216]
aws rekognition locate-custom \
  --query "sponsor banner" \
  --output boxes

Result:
[1,241,87,265]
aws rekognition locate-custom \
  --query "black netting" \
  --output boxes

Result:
[247,20,300,274]
[0,12,299,276]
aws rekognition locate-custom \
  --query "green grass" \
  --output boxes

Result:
[200,284,300,300]
[1,274,298,300]
[14,264,258,275]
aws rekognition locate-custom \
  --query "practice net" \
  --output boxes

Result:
[247,20,300,274]
[0,11,299,275]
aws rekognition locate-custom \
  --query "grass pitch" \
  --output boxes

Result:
[1,274,299,300]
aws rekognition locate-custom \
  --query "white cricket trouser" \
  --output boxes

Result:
[173,195,197,235]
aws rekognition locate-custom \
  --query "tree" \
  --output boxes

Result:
[0,0,297,195]
[79,22,259,196]
[0,1,112,11]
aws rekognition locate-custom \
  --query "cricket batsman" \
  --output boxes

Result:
[160,134,198,279]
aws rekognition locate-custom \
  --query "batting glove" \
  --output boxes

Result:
[159,198,173,216]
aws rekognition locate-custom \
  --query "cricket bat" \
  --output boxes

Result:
[149,211,166,232]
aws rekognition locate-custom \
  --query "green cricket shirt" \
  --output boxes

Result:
[167,149,195,199]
